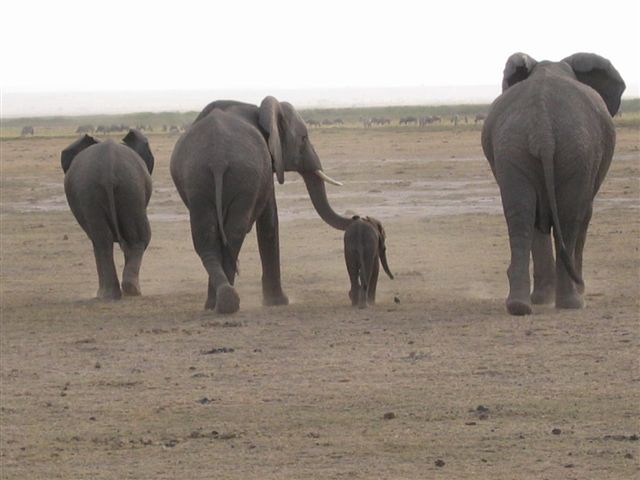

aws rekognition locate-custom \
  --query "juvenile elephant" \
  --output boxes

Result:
[62,130,154,300]
[481,52,625,315]
[170,97,351,314]
[344,216,394,308]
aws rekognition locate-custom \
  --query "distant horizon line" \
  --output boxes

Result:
[2,85,638,119]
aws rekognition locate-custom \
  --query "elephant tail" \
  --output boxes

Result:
[213,168,228,247]
[105,183,121,243]
[540,141,584,287]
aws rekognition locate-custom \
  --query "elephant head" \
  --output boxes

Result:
[501,52,626,116]
[258,96,352,230]
[61,134,99,173]
[123,129,155,174]
[362,216,394,280]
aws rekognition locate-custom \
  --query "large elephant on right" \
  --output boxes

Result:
[481,52,625,315]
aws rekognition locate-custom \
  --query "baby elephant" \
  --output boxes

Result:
[61,130,154,300]
[344,216,394,308]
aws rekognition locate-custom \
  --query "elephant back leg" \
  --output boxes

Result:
[357,252,375,309]
[189,204,238,313]
[120,229,149,296]
[531,230,556,304]
[573,205,593,296]
[345,251,361,307]
[256,197,289,306]
[367,257,380,305]
[554,187,589,309]
[89,225,121,300]
[497,169,537,315]
[116,198,151,296]
[220,200,254,286]
[357,286,367,309]
[67,183,120,299]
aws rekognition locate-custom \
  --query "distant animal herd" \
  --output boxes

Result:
[18,114,487,138]
[19,123,196,137]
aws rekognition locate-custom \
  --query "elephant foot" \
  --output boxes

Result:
[506,298,532,316]
[357,290,367,309]
[97,286,122,301]
[122,281,141,296]
[556,293,584,310]
[215,285,240,314]
[263,291,289,307]
[204,296,216,310]
[531,285,555,305]
[349,290,358,306]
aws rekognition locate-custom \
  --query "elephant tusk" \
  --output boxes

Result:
[314,170,343,186]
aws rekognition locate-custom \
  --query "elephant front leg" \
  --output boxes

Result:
[530,230,555,304]
[92,238,121,300]
[256,197,289,307]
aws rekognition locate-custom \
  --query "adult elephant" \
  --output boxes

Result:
[481,52,625,315]
[170,97,351,313]
[62,130,154,300]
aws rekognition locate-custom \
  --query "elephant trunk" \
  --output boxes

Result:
[301,171,352,231]
[380,248,394,279]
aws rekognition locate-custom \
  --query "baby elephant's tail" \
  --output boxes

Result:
[380,247,394,280]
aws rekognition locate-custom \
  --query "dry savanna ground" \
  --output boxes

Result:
[1,124,639,479]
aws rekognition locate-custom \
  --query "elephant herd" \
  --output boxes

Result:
[60,52,625,316]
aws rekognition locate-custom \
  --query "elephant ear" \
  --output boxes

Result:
[61,134,99,173]
[502,52,538,92]
[562,53,626,116]
[123,129,155,174]
[258,96,285,184]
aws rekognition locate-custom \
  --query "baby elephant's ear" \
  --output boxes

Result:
[61,134,99,173]
[562,52,626,116]
[123,129,155,174]
[502,52,538,92]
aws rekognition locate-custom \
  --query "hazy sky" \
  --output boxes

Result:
[1,0,638,94]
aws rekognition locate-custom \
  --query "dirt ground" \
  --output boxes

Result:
[1,125,639,479]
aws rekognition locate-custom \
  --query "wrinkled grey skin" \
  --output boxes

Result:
[170,97,352,314]
[344,216,394,308]
[481,52,625,315]
[62,130,154,300]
